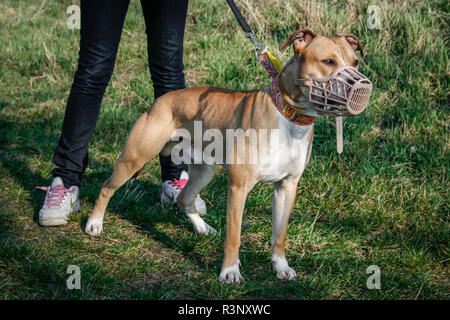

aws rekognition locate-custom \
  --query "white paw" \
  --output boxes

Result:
[187,213,217,235]
[219,261,243,283]
[85,217,103,236]
[276,266,296,280]
[272,254,296,280]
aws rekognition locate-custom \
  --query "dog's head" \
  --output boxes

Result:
[277,29,371,117]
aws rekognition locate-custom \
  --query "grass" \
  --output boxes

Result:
[0,0,448,299]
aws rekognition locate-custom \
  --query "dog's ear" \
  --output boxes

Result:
[279,29,316,53]
[337,33,364,56]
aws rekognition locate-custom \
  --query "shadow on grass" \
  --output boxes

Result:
[106,176,222,271]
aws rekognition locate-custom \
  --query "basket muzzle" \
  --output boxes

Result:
[294,66,372,116]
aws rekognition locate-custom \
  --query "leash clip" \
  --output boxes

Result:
[245,32,266,60]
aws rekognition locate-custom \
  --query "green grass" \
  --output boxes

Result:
[0,0,448,299]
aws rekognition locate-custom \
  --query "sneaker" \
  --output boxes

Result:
[161,171,207,215]
[37,177,80,226]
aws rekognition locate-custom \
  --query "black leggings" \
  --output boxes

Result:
[52,0,188,188]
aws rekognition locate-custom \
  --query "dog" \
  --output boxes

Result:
[84,29,370,283]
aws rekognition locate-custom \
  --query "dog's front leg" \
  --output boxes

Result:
[219,182,251,283]
[271,175,301,280]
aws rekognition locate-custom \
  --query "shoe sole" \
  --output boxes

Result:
[39,199,80,227]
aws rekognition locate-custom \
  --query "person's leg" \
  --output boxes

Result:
[140,0,189,182]
[52,0,130,188]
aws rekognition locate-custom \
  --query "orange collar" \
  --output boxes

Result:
[269,78,317,126]
[259,50,316,126]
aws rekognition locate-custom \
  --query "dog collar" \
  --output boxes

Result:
[259,50,316,126]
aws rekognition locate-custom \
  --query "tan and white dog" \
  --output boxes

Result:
[85,29,366,283]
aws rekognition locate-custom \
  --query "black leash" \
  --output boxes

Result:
[225,0,265,59]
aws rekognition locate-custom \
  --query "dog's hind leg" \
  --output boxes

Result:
[85,111,175,236]
[177,164,217,235]
[270,175,301,280]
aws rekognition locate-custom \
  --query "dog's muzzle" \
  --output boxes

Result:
[295,66,373,116]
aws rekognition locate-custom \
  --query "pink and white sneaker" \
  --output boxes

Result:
[37,177,80,226]
[161,171,207,215]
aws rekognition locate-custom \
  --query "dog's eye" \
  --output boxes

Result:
[353,60,359,67]
[322,59,335,66]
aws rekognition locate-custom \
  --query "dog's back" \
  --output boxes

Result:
[150,86,278,132]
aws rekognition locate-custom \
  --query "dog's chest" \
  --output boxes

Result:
[257,113,313,182]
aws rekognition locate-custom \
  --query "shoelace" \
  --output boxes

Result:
[36,184,71,208]
[167,179,188,190]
